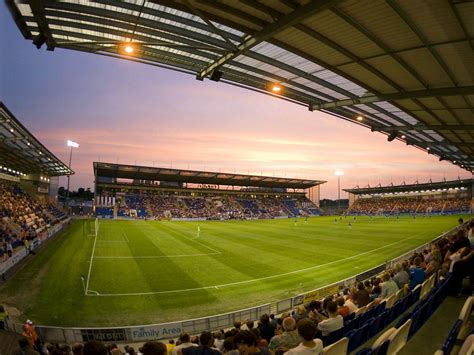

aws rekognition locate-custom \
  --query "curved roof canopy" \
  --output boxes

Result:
[8,0,474,171]
[94,162,325,189]
[0,102,74,176]
[344,178,473,195]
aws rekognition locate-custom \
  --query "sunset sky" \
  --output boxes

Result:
[1,5,471,199]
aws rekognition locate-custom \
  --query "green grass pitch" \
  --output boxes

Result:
[0,215,468,327]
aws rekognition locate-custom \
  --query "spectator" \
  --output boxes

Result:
[214,331,224,352]
[166,340,176,355]
[182,331,221,355]
[142,342,167,355]
[13,337,39,355]
[380,273,399,298]
[222,337,239,355]
[409,257,425,290]
[284,319,322,355]
[234,330,270,355]
[72,343,84,355]
[352,282,370,307]
[316,301,343,336]
[392,263,409,289]
[335,296,350,317]
[450,246,474,296]
[173,333,198,355]
[83,340,107,355]
[257,314,275,344]
[268,317,301,355]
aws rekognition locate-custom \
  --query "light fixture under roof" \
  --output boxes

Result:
[356,115,363,121]
[271,84,281,92]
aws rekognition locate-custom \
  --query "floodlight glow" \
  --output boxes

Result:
[356,115,363,121]
[334,170,344,176]
[67,140,79,148]
[401,135,406,139]
[271,84,281,92]
[125,45,133,53]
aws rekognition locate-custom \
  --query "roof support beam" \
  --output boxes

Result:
[375,124,474,132]
[311,86,474,110]
[30,0,56,49]
[196,0,341,79]
[182,0,237,51]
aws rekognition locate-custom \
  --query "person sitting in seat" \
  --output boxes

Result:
[316,301,343,337]
[284,319,323,355]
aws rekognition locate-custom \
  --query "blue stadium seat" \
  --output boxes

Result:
[348,323,370,352]
[322,328,344,346]
[441,319,462,355]
[368,314,385,339]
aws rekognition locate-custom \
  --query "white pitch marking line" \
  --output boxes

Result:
[87,231,427,297]
[94,252,220,259]
[121,230,130,242]
[84,226,99,294]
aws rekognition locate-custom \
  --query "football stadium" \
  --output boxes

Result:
[1,1,474,354]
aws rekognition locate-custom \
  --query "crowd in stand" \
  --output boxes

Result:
[98,192,321,220]
[14,219,473,355]
[0,180,66,260]
[348,196,470,215]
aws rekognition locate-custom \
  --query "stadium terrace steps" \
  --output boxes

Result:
[397,295,471,355]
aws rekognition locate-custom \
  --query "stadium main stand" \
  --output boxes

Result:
[0,102,72,273]
[93,162,324,220]
[345,179,473,216]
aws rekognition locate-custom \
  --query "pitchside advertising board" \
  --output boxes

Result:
[80,323,182,342]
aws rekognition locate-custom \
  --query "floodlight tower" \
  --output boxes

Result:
[334,170,344,214]
[66,140,79,209]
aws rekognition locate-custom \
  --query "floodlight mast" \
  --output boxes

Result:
[334,170,344,214]
[66,140,79,211]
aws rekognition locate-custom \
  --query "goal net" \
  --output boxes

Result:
[84,217,99,237]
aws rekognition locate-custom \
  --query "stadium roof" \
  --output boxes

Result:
[0,102,74,176]
[94,162,325,189]
[344,178,473,195]
[7,1,474,171]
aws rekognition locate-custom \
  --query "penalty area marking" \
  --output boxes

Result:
[85,231,427,297]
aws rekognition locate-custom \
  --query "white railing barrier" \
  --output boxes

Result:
[25,304,271,344]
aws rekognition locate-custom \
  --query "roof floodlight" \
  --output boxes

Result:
[387,132,397,142]
[125,45,134,54]
[26,141,30,146]
[427,147,430,150]
[356,115,363,121]
[271,84,282,92]
[67,140,79,148]
[10,128,14,133]
[401,135,406,139]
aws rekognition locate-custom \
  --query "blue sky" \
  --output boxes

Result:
[0,4,470,199]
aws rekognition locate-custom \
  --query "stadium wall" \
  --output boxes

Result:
[7,222,465,344]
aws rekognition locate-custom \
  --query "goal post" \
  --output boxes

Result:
[84,217,99,237]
